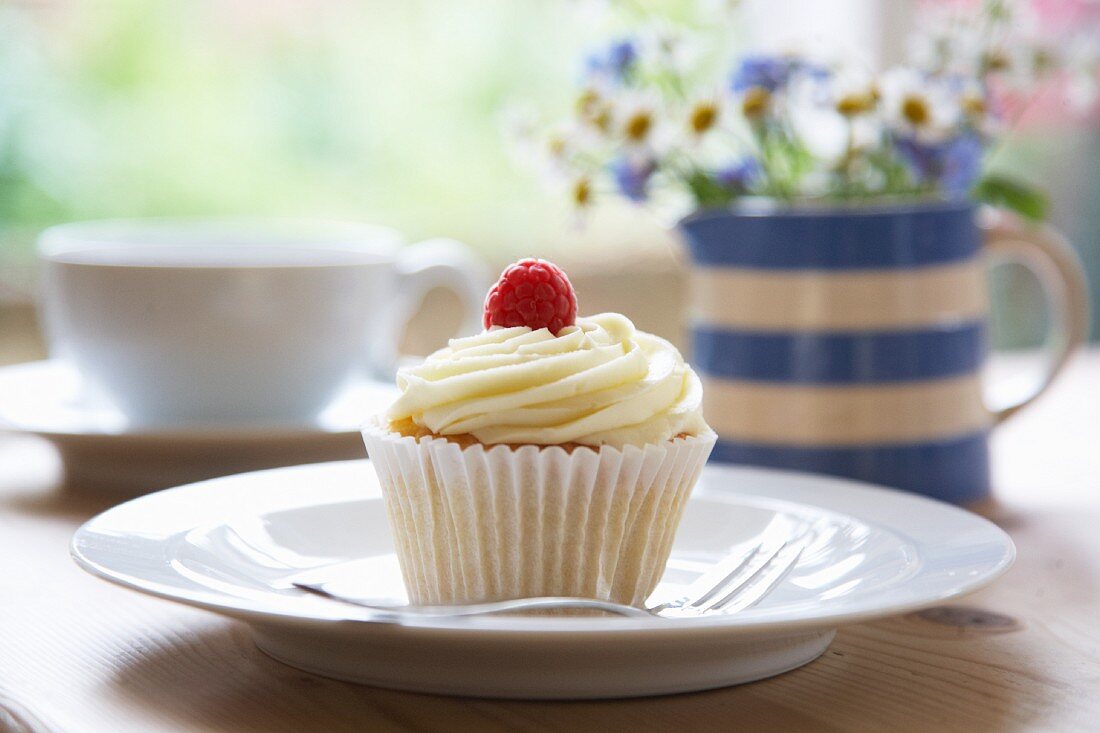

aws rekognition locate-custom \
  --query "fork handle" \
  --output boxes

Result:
[293,585,653,619]
[397,597,654,619]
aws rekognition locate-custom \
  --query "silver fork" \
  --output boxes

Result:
[291,535,808,621]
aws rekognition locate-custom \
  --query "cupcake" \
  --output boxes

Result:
[362,258,715,607]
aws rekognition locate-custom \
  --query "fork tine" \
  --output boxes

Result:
[688,541,790,613]
[675,541,763,608]
[709,541,806,614]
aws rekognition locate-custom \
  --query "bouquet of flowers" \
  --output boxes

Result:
[511,0,1099,221]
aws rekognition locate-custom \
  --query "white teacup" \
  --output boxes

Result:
[37,219,487,427]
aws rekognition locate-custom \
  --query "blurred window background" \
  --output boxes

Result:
[0,0,1097,350]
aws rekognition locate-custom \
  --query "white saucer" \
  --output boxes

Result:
[0,360,397,494]
[71,460,1014,699]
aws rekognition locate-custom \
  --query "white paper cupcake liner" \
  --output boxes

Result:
[362,418,716,607]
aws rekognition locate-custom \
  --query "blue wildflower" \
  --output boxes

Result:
[729,55,827,94]
[940,133,984,195]
[716,158,761,191]
[607,40,637,76]
[731,56,792,93]
[893,132,984,195]
[586,38,638,83]
[612,156,657,202]
[892,135,939,183]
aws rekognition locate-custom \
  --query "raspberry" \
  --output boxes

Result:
[483,258,578,334]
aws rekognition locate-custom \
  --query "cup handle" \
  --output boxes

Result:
[980,207,1090,424]
[373,238,489,376]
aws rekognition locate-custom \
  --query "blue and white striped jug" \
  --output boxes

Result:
[681,202,1087,504]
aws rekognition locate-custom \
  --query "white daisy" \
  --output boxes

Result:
[879,67,962,145]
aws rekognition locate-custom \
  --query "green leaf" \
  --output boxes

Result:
[686,170,737,210]
[973,173,1049,221]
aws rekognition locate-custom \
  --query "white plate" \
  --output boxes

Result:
[71,460,1014,699]
[0,360,397,494]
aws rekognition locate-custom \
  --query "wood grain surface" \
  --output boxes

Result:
[1,351,1098,732]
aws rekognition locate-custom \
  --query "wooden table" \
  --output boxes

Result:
[1,351,1098,732]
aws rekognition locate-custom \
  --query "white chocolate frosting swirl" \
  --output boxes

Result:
[386,313,709,447]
